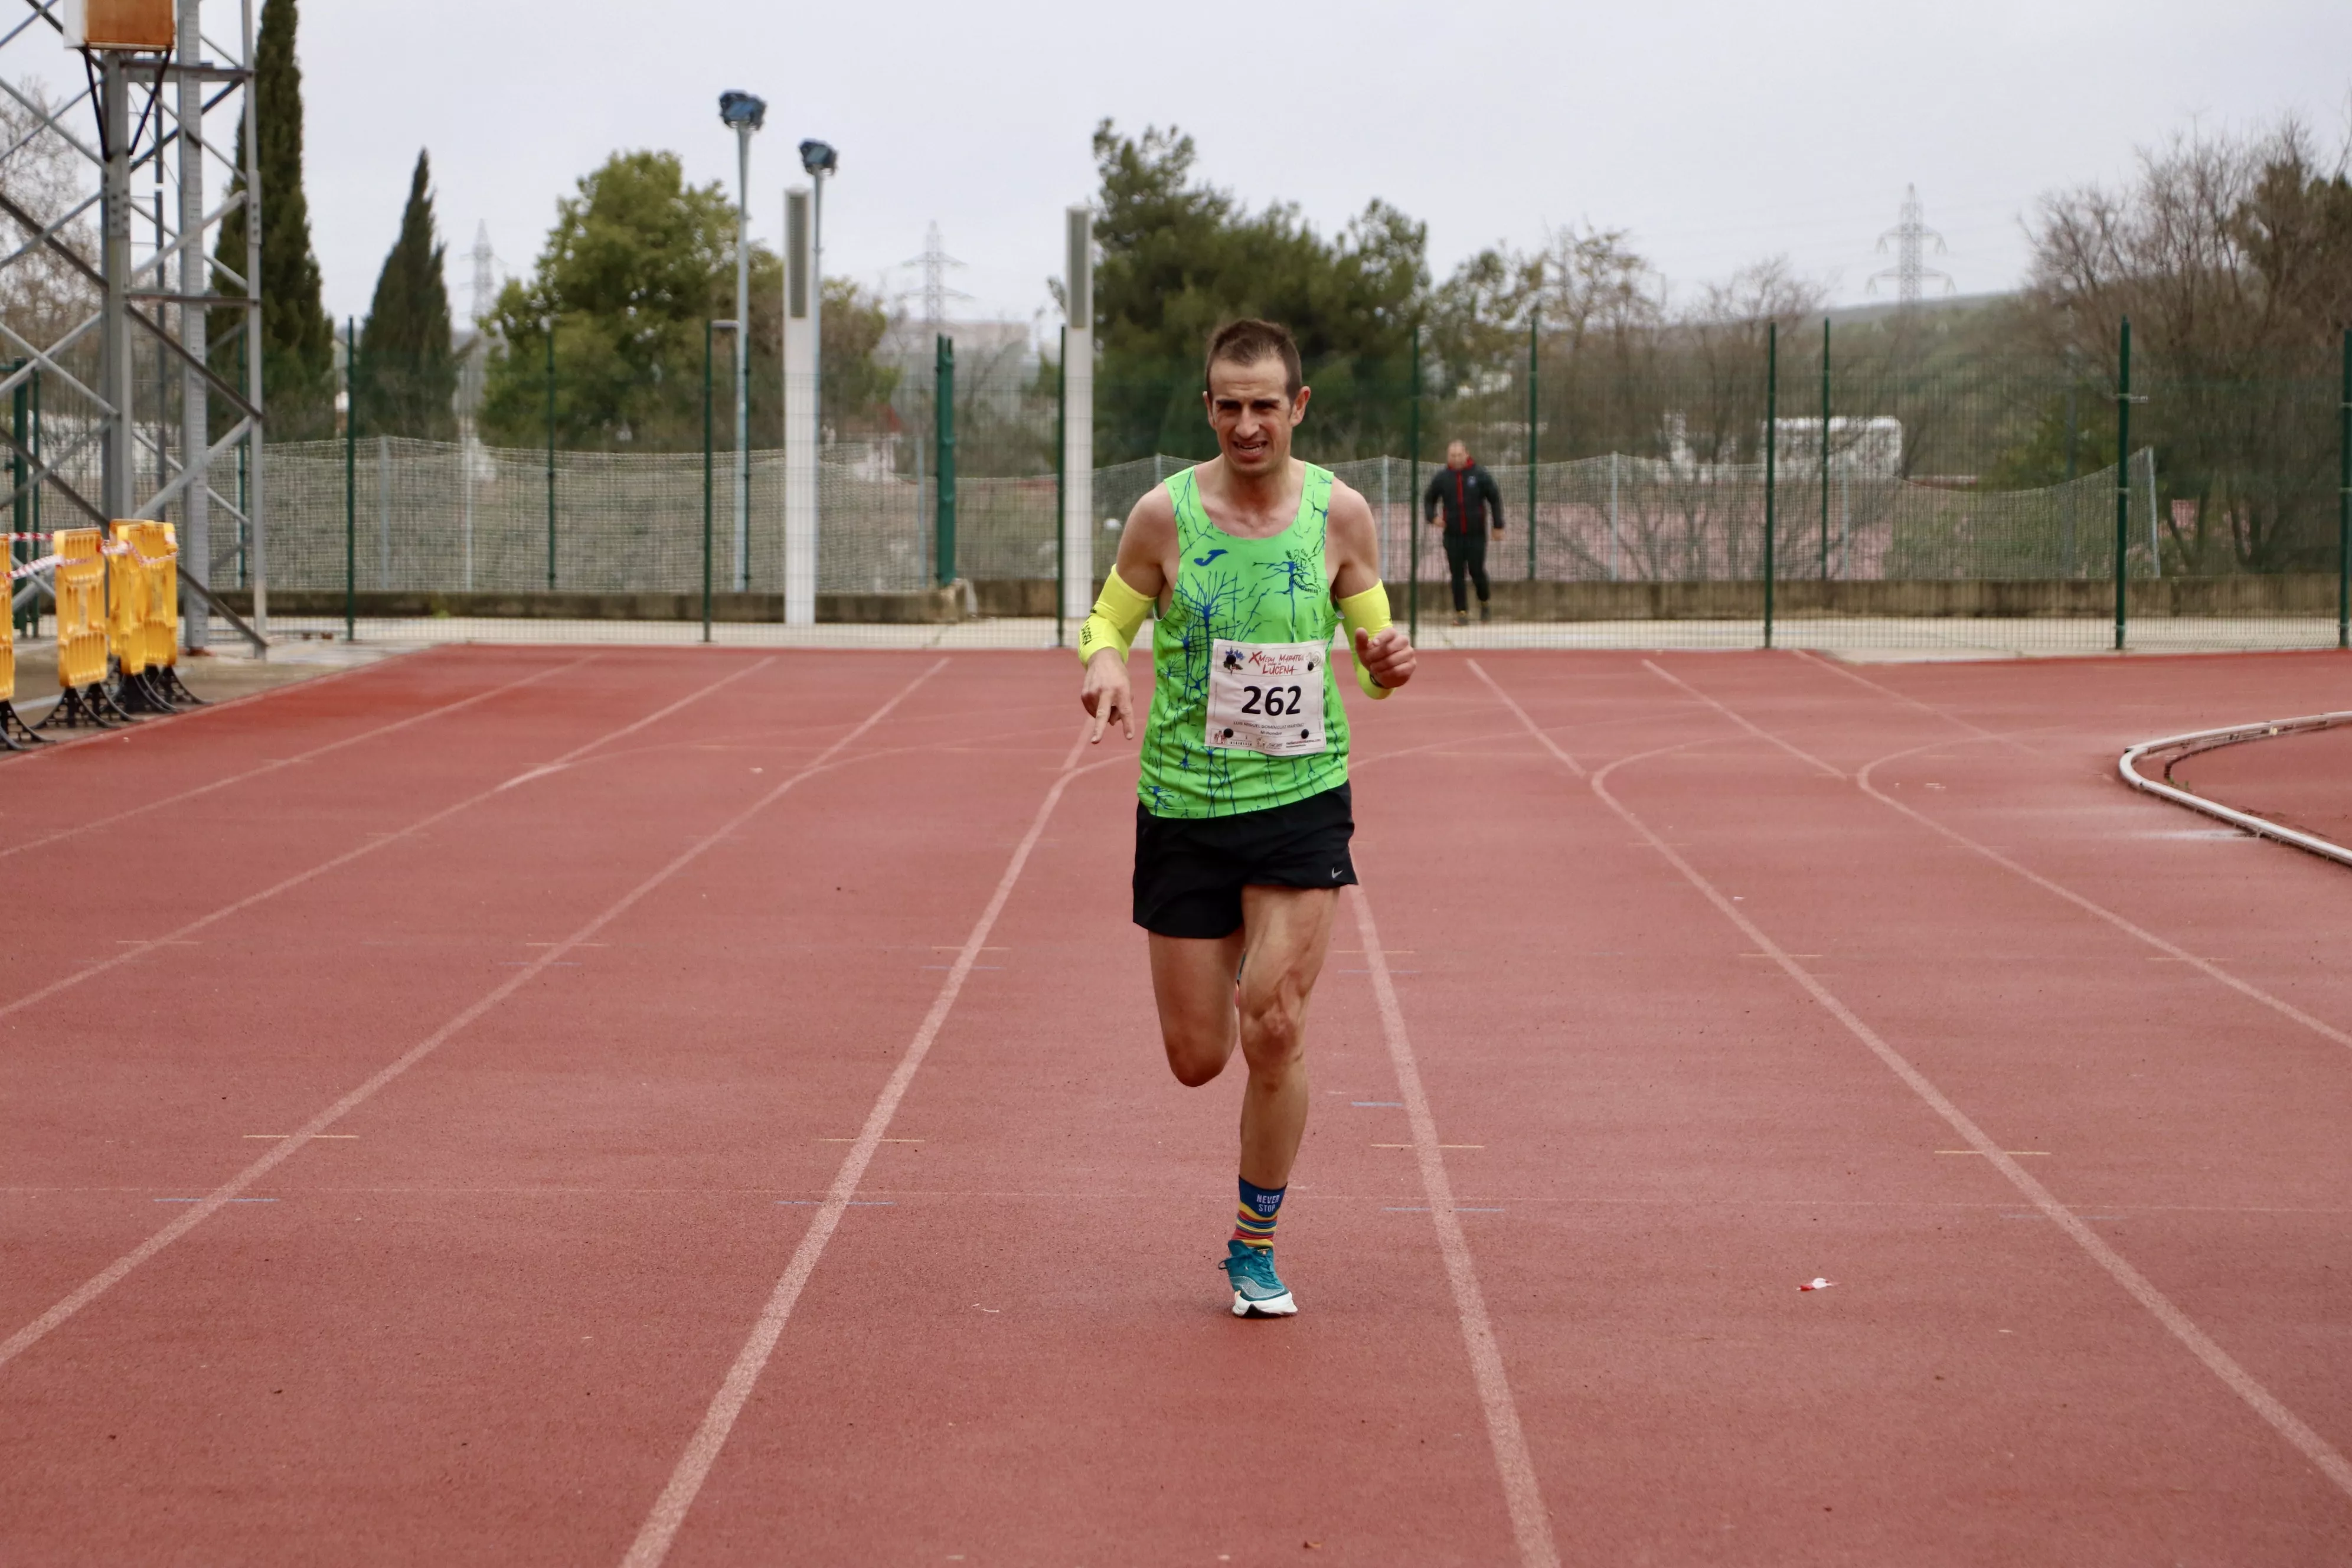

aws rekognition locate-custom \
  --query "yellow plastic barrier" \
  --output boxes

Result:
[53,528,106,691]
[145,522,181,671]
[107,521,150,677]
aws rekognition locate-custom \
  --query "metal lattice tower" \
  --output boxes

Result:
[1868,184,1953,307]
[906,220,968,331]
[0,0,269,649]
[468,222,495,326]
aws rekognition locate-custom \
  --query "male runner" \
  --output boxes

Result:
[1077,318,1416,1318]
[1423,439,1506,625]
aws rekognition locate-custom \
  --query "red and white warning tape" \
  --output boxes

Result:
[4,539,176,582]
[97,539,178,568]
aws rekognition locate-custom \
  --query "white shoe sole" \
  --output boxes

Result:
[1231,1289,1298,1318]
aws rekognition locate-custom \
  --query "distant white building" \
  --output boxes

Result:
[1766,417,1903,479]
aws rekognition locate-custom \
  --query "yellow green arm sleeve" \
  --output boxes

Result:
[1077,566,1154,665]
[1337,582,1395,699]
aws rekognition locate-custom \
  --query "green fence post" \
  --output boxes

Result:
[935,334,956,589]
[2338,326,2348,652]
[2113,317,2131,654]
[344,318,357,642]
[1407,326,1420,643]
[1526,309,1538,582]
[8,363,25,621]
[1054,327,1067,648]
[1762,319,1777,650]
[544,322,557,591]
[1819,316,1831,579]
[702,319,714,644]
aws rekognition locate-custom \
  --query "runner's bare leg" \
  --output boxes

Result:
[1149,885,1337,1188]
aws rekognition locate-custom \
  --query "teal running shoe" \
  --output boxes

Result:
[1221,1240,1298,1318]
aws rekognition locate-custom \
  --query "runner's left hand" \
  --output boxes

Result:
[1355,626,1416,691]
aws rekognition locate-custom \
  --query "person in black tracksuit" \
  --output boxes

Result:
[1423,441,1505,624]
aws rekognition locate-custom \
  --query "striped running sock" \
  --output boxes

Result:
[1234,1176,1285,1250]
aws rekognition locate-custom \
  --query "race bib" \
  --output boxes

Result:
[1205,639,1327,756]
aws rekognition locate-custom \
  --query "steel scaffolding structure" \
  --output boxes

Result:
[1,0,267,651]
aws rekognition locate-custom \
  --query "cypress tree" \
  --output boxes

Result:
[357,151,455,438]
[212,0,334,439]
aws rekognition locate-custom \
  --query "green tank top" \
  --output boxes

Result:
[1138,463,1349,819]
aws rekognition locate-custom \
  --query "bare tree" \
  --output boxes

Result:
[2024,118,2352,570]
[0,77,101,381]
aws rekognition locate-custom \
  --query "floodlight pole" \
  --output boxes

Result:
[810,167,824,436]
[733,120,754,592]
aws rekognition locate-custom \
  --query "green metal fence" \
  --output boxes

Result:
[151,318,2352,656]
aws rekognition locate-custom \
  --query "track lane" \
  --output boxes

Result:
[0,656,932,1328]
[1368,652,2352,1562]
[643,659,1534,1567]
[1468,658,2352,1561]
[0,655,1115,1565]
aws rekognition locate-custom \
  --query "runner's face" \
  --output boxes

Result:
[1448,442,1469,469]
[1204,357,1308,477]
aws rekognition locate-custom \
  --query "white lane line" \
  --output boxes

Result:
[0,656,591,863]
[1465,662,1585,776]
[1482,665,2352,1502]
[1641,658,1845,778]
[1856,747,2352,1055]
[1351,885,1560,1568]
[1787,648,2047,758]
[0,636,416,773]
[620,724,1098,1568]
[0,655,778,1027]
[1688,661,2352,1057]
[0,655,923,1376]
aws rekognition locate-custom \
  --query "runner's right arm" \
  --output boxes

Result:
[1079,487,1178,743]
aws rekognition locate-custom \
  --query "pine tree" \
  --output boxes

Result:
[356,151,455,438]
[211,0,334,439]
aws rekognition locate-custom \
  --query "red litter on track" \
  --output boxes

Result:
[1800,1278,1837,1292]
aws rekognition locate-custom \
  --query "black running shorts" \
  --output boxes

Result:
[1132,782,1357,939]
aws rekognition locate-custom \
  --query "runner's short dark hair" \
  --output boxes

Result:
[1205,319,1303,399]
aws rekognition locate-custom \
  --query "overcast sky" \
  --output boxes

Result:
[28,1,2352,333]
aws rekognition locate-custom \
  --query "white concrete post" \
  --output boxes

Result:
[177,0,208,648]
[782,187,818,626]
[1060,205,1094,618]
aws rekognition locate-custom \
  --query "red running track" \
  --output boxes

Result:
[2,643,2350,1564]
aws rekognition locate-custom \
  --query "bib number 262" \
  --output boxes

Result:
[1240,684,1304,716]
[1206,638,1328,757]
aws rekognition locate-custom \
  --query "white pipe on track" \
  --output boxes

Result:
[2119,711,2352,870]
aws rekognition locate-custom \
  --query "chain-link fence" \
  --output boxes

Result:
[27,318,2334,656]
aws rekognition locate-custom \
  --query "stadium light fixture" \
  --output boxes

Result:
[717,90,766,131]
